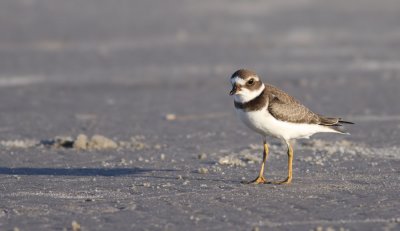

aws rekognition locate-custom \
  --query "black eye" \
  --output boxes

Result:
[247,79,255,85]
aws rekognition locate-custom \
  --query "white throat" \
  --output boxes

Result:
[234,83,265,103]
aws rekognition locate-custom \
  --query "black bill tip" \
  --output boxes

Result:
[229,85,237,95]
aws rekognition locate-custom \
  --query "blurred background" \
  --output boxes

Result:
[1,0,400,142]
[1,0,400,82]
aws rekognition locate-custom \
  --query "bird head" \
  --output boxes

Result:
[229,69,265,103]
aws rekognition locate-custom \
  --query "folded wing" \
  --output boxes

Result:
[265,84,353,127]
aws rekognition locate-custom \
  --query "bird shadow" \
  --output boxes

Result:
[0,167,176,177]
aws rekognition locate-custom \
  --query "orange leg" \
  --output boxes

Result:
[244,140,269,184]
[272,141,293,184]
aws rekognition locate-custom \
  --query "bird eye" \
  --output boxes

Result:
[247,79,255,85]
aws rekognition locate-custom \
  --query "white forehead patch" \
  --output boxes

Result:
[231,76,259,85]
[231,76,246,86]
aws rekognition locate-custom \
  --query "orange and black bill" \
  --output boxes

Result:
[229,84,241,95]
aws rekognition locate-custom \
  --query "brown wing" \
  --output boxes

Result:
[265,84,321,124]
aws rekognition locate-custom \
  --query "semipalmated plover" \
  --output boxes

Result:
[230,69,353,184]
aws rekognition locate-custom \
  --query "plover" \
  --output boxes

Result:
[229,69,353,184]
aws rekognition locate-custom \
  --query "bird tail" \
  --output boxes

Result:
[318,115,354,135]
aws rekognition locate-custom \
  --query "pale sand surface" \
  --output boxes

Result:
[0,1,399,230]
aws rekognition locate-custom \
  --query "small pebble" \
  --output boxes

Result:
[154,144,162,150]
[197,168,209,174]
[198,153,207,160]
[143,182,151,187]
[165,114,177,121]
[71,221,81,231]
[74,134,88,150]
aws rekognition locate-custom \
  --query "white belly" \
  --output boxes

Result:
[235,107,337,140]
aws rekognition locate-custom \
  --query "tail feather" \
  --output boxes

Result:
[318,116,339,126]
[318,115,354,134]
[338,120,354,125]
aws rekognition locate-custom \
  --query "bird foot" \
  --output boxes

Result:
[241,176,267,184]
[270,177,292,185]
